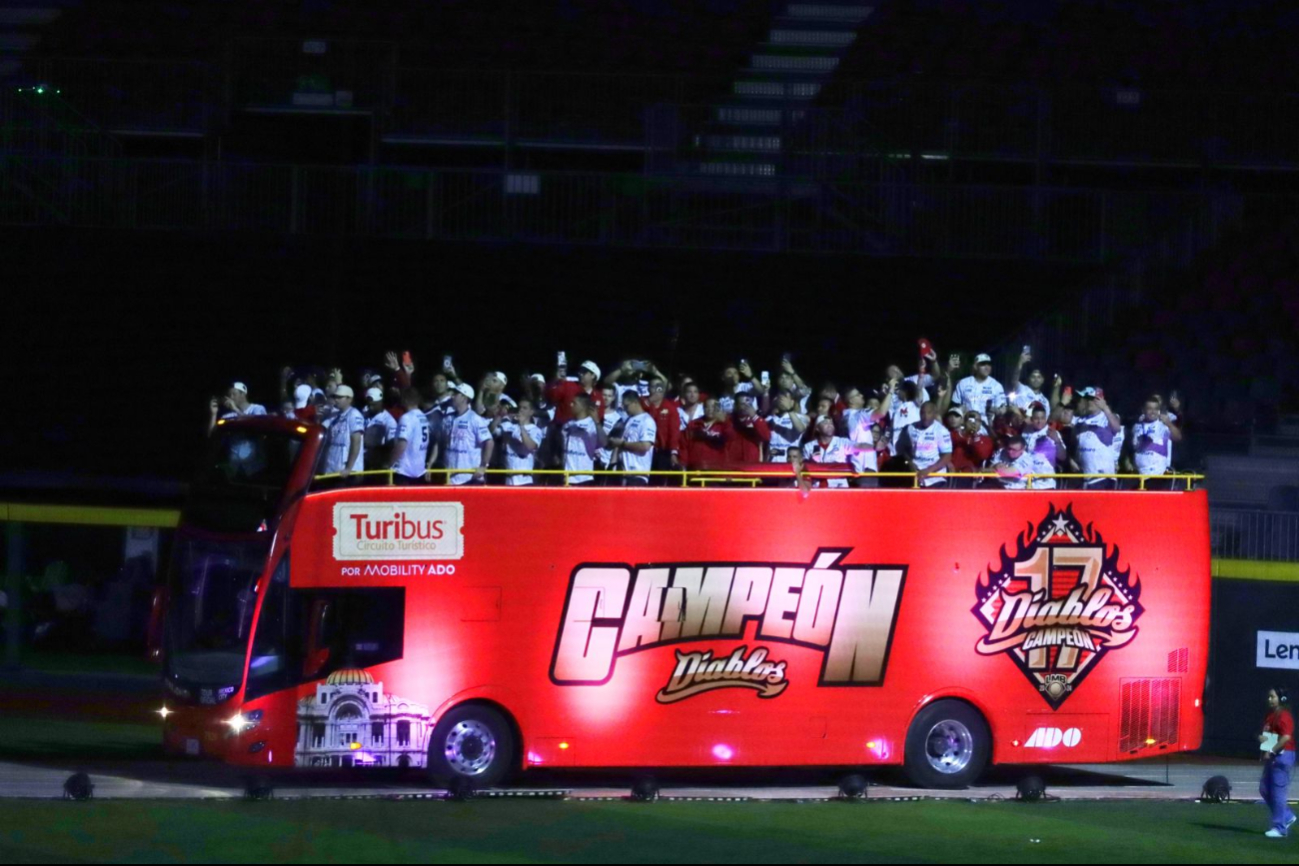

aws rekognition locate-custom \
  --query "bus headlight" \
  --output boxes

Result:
[226,710,263,735]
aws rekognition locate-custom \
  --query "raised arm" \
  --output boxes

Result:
[1008,349,1030,394]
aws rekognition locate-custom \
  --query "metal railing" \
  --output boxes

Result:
[0,155,1252,261]
[11,54,1299,167]
[1210,509,1299,562]
[313,467,1203,491]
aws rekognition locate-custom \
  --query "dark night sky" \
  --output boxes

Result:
[6,226,1094,482]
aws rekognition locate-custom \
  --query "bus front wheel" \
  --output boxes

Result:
[903,700,990,789]
[427,704,516,789]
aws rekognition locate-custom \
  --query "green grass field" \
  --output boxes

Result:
[0,798,1287,864]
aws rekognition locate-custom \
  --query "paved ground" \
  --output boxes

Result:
[0,755,1266,802]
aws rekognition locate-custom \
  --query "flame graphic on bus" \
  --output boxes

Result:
[972,505,1143,710]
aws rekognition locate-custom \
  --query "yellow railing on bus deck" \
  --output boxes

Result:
[311,468,1205,491]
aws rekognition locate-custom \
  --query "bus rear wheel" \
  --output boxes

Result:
[427,704,515,789]
[903,700,990,789]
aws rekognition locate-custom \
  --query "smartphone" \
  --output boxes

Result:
[1063,386,1073,401]
[918,338,932,357]
[631,360,647,373]
[739,358,748,368]
[557,350,567,368]
[761,370,770,387]
[781,352,792,364]
[1023,344,1031,355]
[442,355,453,372]
[401,350,413,369]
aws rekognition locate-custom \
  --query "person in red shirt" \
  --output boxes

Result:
[641,378,682,476]
[546,359,604,425]
[682,399,733,471]
[1260,687,1296,837]
[544,359,604,471]
[948,409,995,487]
[728,395,771,463]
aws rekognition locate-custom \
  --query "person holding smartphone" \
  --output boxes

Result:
[953,353,1007,425]
[1260,688,1296,838]
[492,398,543,486]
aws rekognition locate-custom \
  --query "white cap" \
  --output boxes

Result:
[492,371,508,387]
[451,381,475,401]
[580,360,601,379]
[498,394,518,408]
[365,387,383,403]
[294,383,312,408]
[363,372,382,387]
[334,385,355,399]
[974,353,993,364]
[529,373,545,384]
[232,381,248,394]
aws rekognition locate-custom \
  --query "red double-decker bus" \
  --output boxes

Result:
[158,416,1209,788]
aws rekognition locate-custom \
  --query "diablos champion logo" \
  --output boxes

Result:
[657,646,790,704]
[973,505,1143,709]
[550,549,907,694]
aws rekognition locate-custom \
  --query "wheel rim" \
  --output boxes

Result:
[925,719,974,775]
[443,720,497,776]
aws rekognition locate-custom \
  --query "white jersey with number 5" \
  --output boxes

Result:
[393,411,430,479]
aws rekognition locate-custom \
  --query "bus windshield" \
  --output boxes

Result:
[185,423,310,534]
[163,532,273,701]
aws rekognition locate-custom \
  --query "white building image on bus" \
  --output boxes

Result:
[295,668,433,768]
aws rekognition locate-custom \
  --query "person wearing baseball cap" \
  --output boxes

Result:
[545,355,606,467]
[1071,385,1122,489]
[953,352,1007,426]
[363,386,398,469]
[474,371,511,416]
[207,380,267,434]
[430,381,493,485]
[321,385,365,482]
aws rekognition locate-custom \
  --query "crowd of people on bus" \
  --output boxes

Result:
[208,340,1185,490]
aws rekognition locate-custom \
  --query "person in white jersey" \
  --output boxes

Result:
[207,381,268,433]
[562,393,603,486]
[1007,349,1058,413]
[1021,406,1063,489]
[989,435,1038,490]
[1071,387,1122,489]
[591,385,624,483]
[362,387,398,469]
[842,387,884,476]
[897,402,954,487]
[492,397,544,486]
[609,390,657,485]
[802,415,854,488]
[766,389,809,463]
[389,388,430,486]
[888,380,924,448]
[321,385,365,482]
[432,382,493,485]
[954,353,1007,423]
[1132,396,1183,490]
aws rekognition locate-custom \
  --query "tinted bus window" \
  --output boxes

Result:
[247,584,405,700]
